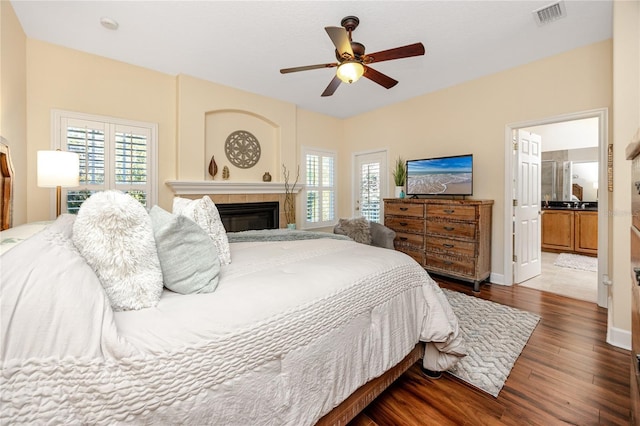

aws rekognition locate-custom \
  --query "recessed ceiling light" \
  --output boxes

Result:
[100,17,119,30]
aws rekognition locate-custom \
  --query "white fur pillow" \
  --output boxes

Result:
[73,191,163,311]
[173,196,231,265]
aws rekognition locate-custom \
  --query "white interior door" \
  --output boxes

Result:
[354,151,387,222]
[513,130,542,283]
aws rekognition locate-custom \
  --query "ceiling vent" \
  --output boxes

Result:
[533,1,567,26]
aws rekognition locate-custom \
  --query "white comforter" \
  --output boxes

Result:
[1,222,464,425]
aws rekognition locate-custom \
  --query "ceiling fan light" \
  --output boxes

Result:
[336,61,364,84]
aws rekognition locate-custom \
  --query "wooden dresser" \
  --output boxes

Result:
[626,134,640,425]
[384,198,493,292]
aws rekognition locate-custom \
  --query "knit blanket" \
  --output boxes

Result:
[227,228,351,243]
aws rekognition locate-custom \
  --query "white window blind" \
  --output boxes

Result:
[303,148,336,228]
[53,110,157,214]
[360,161,381,223]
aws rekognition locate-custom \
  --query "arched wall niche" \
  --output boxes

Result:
[205,109,281,182]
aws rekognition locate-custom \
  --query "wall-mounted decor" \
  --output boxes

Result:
[208,156,218,179]
[225,130,261,169]
[608,143,613,192]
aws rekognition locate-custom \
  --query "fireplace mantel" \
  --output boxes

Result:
[165,180,302,195]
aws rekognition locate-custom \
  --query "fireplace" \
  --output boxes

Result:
[217,202,279,232]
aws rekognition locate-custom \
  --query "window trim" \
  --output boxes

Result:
[51,109,158,215]
[301,146,337,230]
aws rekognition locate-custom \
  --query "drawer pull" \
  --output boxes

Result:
[399,222,408,227]
[399,237,408,241]
[634,267,640,286]
[443,260,453,265]
[399,207,409,211]
[444,209,455,214]
[444,226,455,231]
[443,243,454,248]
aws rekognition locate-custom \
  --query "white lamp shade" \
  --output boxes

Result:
[336,61,365,84]
[37,150,80,188]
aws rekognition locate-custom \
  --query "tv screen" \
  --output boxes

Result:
[406,154,473,196]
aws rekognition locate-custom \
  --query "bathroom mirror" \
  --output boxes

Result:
[541,153,598,202]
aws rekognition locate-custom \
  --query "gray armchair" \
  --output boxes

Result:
[333,219,396,249]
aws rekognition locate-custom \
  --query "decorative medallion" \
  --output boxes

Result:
[224,130,261,169]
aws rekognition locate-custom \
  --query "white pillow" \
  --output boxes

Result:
[1,214,138,361]
[149,206,221,294]
[73,191,163,311]
[173,196,231,265]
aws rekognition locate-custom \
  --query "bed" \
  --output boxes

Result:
[0,142,464,425]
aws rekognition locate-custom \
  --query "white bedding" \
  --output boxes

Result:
[1,221,464,425]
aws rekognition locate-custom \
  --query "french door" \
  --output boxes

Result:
[354,151,387,222]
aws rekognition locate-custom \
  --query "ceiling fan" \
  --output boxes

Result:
[280,16,425,97]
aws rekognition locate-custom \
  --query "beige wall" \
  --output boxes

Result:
[0,1,27,225]
[343,40,613,283]
[26,40,177,220]
[176,74,297,182]
[611,0,639,340]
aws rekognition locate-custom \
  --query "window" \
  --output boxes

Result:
[359,161,381,223]
[302,148,336,228]
[52,110,157,214]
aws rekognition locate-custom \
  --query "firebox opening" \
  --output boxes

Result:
[216,202,279,232]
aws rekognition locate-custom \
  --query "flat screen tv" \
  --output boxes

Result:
[406,154,473,196]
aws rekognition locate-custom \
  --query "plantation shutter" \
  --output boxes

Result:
[303,148,336,228]
[54,111,157,214]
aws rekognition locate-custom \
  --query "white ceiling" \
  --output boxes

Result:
[10,0,612,119]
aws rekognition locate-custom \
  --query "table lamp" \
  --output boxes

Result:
[37,150,80,217]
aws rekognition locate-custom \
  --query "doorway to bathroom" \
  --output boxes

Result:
[503,109,608,308]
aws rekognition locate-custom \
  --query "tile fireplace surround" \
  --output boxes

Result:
[165,181,299,229]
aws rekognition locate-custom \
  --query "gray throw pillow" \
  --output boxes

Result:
[149,206,221,294]
[337,217,372,245]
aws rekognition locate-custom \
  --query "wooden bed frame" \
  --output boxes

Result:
[0,140,423,425]
[0,140,14,231]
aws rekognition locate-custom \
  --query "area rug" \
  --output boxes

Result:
[553,252,597,272]
[442,288,540,397]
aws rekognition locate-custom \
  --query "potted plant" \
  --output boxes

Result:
[282,164,300,228]
[392,157,406,198]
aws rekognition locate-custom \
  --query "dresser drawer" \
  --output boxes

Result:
[385,202,425,218]
[394,232,425,248]
[427,205,476,221]
[426,236,476,257]
[426,253,475,277]
[396,247,425,265]
[385,217,425,234]
[426,220,476,240]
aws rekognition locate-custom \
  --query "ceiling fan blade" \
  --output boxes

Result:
[280,63,338,74]
[325,26,354,58]
[365,42,425,64]
[321,75,341,97]
[363,66,398,89]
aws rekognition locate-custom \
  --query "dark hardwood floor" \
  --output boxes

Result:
[348,278,631,425]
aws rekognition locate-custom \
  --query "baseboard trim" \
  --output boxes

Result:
[489,272,506,285]
[607,326,632,350]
